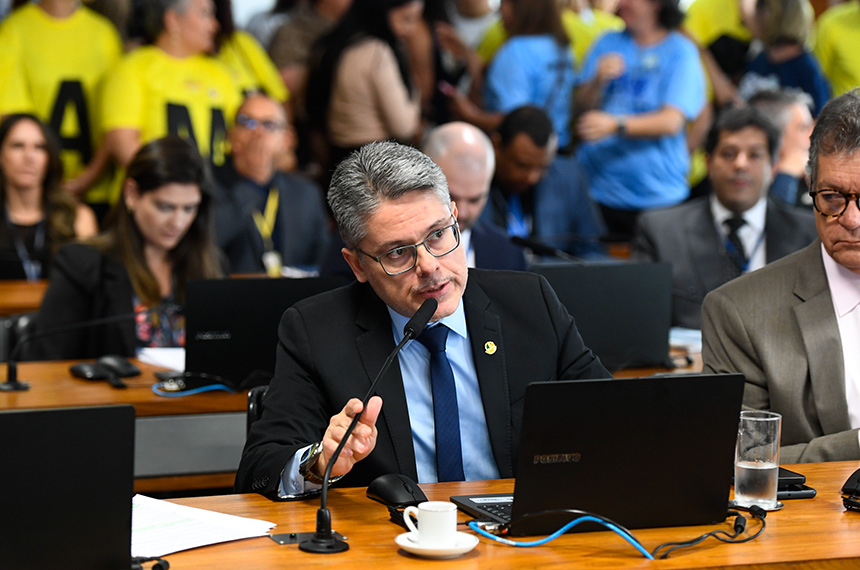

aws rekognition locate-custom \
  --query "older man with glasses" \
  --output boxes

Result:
[703,88,860,464]
[212,94,329,275]
[235,140,609,499]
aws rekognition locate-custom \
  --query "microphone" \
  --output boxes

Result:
[510,235,584,263]
[299,297,438,554]
[1,310,146,392]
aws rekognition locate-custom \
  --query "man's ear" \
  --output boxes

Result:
[342,248,368,283]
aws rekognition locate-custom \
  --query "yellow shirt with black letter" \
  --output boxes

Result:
[215,30,289,103]
[0,4,122,186]
[102,46,242,167]
[814,1,860,98]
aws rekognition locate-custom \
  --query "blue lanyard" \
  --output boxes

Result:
[4,212,45,281]
[724,230,765,273]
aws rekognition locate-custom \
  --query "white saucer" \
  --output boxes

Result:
[395,531,479,559]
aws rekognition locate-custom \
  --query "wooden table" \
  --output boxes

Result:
[164,461,860,569]
[0,279,47,316]
[0,359,248,493]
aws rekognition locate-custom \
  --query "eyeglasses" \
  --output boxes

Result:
[235,113,286,132]
[810,189,860,218]
[358,219,460,276]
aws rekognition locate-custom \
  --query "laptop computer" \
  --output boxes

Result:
[451,373,745,536]
[530,262,672,371]
[185,276,346,389]
[0,405,135,569]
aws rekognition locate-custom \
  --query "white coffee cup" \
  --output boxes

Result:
[403,501,457,548]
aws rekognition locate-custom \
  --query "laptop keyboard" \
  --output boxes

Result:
[480,501,513,522]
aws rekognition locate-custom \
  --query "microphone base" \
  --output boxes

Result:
[0,380,30,392]
[298,533,349,554]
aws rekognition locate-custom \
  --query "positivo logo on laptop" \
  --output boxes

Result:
[533,453,581,465]
[195,331,232,341]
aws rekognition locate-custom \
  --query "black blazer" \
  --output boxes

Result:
[28,243,137,360]
[235,268,610,497]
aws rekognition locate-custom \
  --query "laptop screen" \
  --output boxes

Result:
[530,262,672,371]
[185,276,347,389]
[452,373,745,535]
[0,405,135,569]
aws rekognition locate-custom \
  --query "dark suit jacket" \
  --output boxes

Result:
[703,241,859,462]
[318,219,528,279]
[470,221,528,271]
[631,197,817,329]
[28,243,137,360]
[235,269,610,497]
[213,161,330,274]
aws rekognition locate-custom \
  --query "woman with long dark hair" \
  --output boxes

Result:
[0,114,97,280]
[30,136,223,360]
[306,0,424,170]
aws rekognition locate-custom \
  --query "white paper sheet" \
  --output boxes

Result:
[136,347,186,372]
[131,494,276,557]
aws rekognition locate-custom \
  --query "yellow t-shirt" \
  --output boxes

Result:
[216,30,289,103]
[682,0,751,49]
[814,1,860,97]
[476,9,622,67]
[0,4,122,184]
[102,46,242,168]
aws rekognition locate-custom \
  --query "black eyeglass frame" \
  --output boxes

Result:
[809,189,860,218]
[357,218,460,276]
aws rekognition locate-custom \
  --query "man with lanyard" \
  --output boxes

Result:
[212,94,329,275]
[631,106,816,330]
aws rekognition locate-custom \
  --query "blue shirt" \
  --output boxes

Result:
[484,35,577,148]
[576,30,706,210]
[740,50,831,116]
[389,302,500,483]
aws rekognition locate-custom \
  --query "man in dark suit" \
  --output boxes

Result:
[632,106,817,329]
[422,122,527,271]
[235,141,609,499]
[480,106,607,259]
[213,94,329,275]
[702,89,860,462]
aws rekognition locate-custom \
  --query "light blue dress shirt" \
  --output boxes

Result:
[389,301,500,483]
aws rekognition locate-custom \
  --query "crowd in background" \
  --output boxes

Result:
[1,0,858,356]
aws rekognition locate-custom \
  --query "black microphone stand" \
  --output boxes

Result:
[299,298,438,553]
[1,312,144,392]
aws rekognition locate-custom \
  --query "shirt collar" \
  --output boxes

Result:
[388,297,467,342]
[822,242,860,317]
[711,194,768,235]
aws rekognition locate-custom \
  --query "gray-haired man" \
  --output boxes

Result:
[236,141,608,499]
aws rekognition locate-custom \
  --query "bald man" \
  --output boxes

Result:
[319,123,527,277]
[212,94,329,275]
[423,122,527,271]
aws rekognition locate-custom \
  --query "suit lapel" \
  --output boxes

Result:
[792,243,851,434]
[463,276,514,477]
[353,285,418,479]
[688,203,735,294]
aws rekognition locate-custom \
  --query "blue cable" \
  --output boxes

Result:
[152,383,235,397]
[468,518,655,560]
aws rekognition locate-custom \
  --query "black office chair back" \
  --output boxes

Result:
[247,384,269,434]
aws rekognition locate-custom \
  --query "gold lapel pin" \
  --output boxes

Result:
[484,341,497,355]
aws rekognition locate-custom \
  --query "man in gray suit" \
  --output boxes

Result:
[632,106,817,329]
[702,89,860,463]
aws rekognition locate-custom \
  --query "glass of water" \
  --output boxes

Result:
[734,410,782,510]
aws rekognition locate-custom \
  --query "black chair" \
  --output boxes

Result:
[246,384,269,434]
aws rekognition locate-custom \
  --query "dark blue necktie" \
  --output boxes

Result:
[416,324,465,482]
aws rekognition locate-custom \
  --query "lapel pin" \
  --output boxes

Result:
[484,341,497,355]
